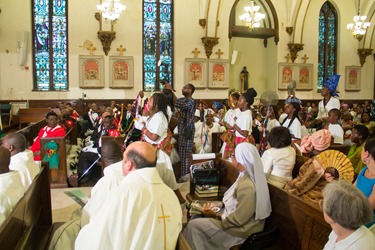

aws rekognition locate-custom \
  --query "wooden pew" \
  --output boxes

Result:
[0,119,46,148]
[0,166,52,249]
[186,156,331,250]
[40,122,80,188]
[18,108,51,124]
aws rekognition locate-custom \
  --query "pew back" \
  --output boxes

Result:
[18,108,51,124]
[0,166,52,249]
[40,122,80,188]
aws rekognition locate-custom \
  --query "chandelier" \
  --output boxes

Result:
[97,0,126,22]
[239,0,266,30]
[347,0,371,41]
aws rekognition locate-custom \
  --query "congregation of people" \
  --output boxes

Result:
[2,75,375,249]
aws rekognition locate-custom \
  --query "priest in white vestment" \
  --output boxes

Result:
[2,133,40,191]
[0,146,24,226]
[75,142,182,250]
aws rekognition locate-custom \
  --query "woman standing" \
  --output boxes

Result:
[183,143,271,250]
[232,88,257,146]
[141,93,172,155]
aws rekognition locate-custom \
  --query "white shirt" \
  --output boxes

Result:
[9,150,40,191]
[81,161,124,227]
[266,119,280,132]
[282,118,302,139]
[323,226,375,250]
[194,122,221,154]
[235,110,253,138]
[261,146,296,180]
[328,123,344,144]
[279,113,288,124]
[75,168,182,250]
[317,97,340,119]
[81,153,179,227]
[300,125,309,139]
[145,111,168,145]
[0,171,24,226]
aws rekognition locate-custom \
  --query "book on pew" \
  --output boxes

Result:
[64,189,89,207]
[189,200,223,216]
[195,185,219,198]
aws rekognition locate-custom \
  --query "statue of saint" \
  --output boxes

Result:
[240,66,249,92]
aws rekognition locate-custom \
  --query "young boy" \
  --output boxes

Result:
[327,108,344,144]
[348,125,369,175]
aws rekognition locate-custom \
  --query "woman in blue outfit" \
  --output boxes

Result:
[354,137,375,227]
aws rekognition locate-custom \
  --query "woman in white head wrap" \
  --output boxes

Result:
[183,143,272,250]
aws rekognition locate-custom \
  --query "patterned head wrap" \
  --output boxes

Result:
[323,74,340,97]
[212,101,223,110]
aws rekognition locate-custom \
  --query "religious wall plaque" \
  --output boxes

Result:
[208,59,229,89]
[109,56,134,89]
[184,58,208,89]
[79,55,105,89]
[345,65,361,91]
[278,63,313,90]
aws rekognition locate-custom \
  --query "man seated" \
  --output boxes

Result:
[0,146,24,226]
[60,109,76,132]
[2,133,40,191]
[81,103,101,136]
[30,111,66,161]
[75,142,182,249]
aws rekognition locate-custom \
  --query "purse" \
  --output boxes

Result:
[193,168,219,186]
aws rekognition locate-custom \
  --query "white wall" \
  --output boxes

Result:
[0,0,373,101]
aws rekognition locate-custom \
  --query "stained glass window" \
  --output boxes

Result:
[317,1,337,90]
[32,0,68,91]
[143,0,173,91]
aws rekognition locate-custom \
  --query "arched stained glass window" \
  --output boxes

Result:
[317,1,337,90]
[143,0,173,91]
[32,0,68,91]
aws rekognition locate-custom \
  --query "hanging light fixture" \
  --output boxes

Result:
[239,0,266,30]
[347,0,371,41]
[97,0,126,23]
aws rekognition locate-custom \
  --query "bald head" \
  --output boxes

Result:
[2,133,26,156]
[0,146,10,174]
[122,142,157,176]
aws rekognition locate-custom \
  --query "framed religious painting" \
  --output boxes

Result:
[278,63,295,90]
[109,56,134,89]
[296,64,313,90]
[208,59,229,89]
[345,66,361,91]
[184,58,208,89]
[79,55,104,89]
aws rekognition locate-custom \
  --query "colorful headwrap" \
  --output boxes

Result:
[323,74,340,97]
[212,101,223,110]
[300,129,332,153]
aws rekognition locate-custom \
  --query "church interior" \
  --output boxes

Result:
[1,0,375,249]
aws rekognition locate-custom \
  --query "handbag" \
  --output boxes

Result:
[193,168,219,186]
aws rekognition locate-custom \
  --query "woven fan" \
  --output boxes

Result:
[314,150,354,183]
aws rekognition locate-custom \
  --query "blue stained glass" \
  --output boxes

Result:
[317,1,337,90]
[33,0,67,91]
[143,0,173,91]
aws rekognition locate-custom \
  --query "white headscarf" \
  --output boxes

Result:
[235,143,272,220]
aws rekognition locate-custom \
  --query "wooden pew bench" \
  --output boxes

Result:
[40,122,80,188]
[18,108,51,125]
[186,156,331,250]
[0,166,53,249]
